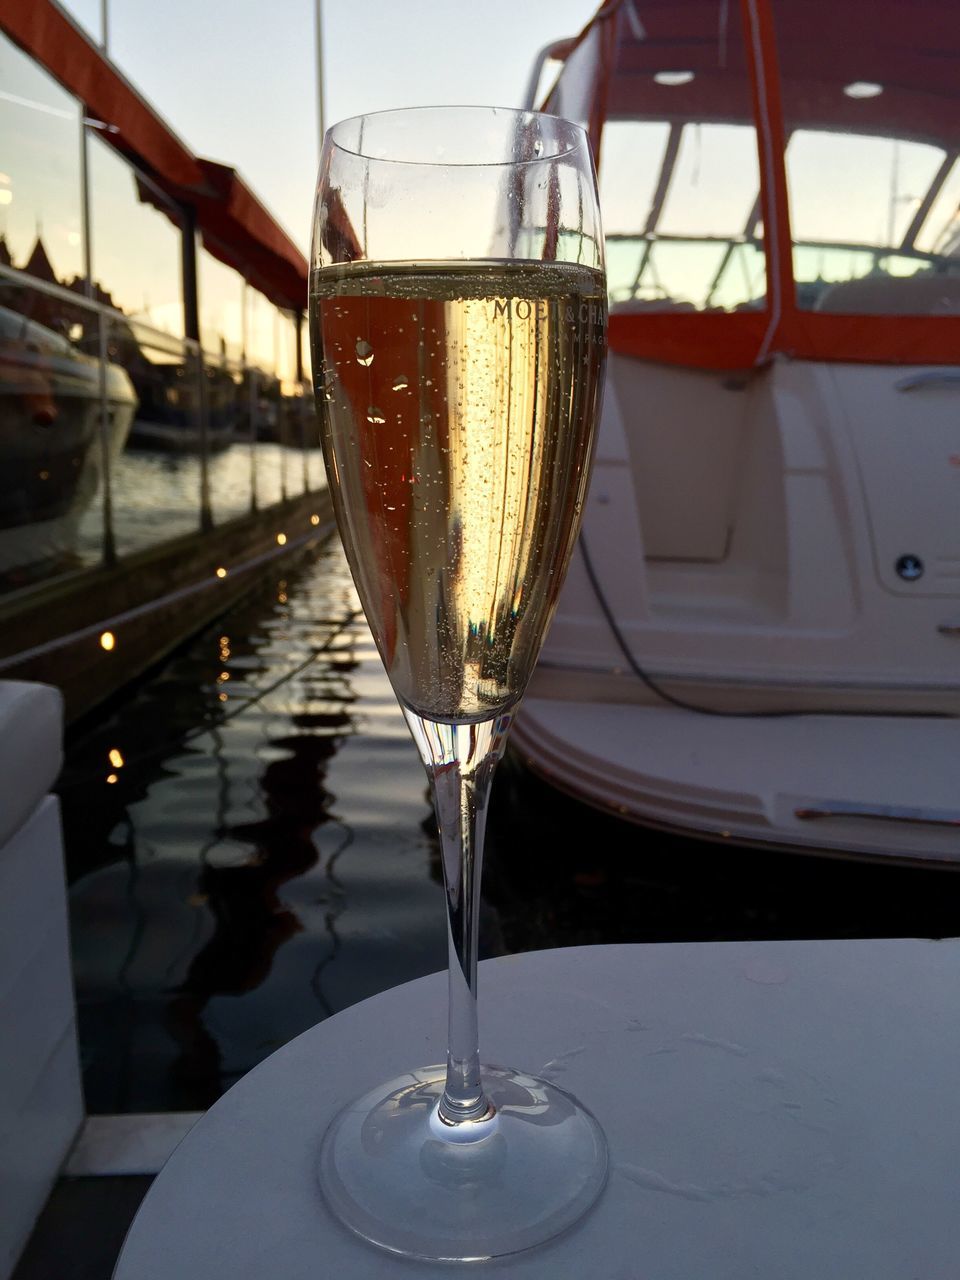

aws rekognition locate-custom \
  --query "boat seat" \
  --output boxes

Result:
[0,681,63,850]
[815,272,960,315]
[0,679,80,1280]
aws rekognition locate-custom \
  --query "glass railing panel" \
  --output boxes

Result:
[199,244,245,363]
[0,274,117,591]
[107,319,206,556]
[88,131,185,337]
[245,370,283,509]
[205,357,253,525]
[279,387,306,498]
[0,273,326,602]
[0,32,86,293]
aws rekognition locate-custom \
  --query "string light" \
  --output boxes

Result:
[100,631,115,651]
[108,748,124,768]
[215,566,228,579]
[276,533,287,546]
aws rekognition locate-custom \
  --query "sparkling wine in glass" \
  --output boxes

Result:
[310,105,607,1261]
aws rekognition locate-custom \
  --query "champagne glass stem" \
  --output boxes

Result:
[403,710,512,1130]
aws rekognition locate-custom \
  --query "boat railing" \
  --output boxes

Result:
[0,265,323,596]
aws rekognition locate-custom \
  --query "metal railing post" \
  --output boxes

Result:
[197,347,213,532]
[279,386,289,504]
[97,313,117,566]
[248,364,259,513]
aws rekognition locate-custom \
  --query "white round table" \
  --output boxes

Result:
[114,940,960,1278]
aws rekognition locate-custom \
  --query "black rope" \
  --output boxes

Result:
[579,534,830,719]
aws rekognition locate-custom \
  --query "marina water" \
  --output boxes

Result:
[61,537,960,1113]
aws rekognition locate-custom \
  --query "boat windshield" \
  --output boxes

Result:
[541,0,960,363]
[774,0,960,315]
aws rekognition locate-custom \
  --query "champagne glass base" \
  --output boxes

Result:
[319,1064,608,1261]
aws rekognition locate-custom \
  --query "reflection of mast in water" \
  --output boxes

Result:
[164,679,358,1106]
[308,817,353,1017]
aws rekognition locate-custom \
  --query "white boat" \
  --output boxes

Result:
[517,0,960,863]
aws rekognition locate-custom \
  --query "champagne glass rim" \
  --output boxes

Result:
[324,104,588,168]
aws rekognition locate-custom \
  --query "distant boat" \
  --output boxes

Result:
[122,326,241,453]
[516,0,960,863]
[0,305,136,583]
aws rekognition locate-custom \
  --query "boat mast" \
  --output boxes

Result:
[315,0,325,158]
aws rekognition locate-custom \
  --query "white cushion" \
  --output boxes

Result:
[0,682,63,850]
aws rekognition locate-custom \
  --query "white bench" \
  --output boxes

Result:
[0,681,83,1280]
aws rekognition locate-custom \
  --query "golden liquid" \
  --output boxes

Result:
[311,260,606,722]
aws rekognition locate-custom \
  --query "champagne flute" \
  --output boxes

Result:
[310,105,607,1262]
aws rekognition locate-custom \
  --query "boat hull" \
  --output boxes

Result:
[514,698,960,864]
[523,352,960,862]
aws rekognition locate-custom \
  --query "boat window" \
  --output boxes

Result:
[88,132,185,335]
[596,0,765,314]
[786,131,956,311]
[602,122,764,311]
[773,0,960,314]
[0,31,85,290]
[600,120,669,300]
[909,160,960,258]
[198,243,245,363]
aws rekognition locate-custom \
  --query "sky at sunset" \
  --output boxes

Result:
[59,0,598,253]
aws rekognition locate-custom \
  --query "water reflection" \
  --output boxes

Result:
[63,539,960,1114]
[63,540,452,1111]
[165,720,352,1106]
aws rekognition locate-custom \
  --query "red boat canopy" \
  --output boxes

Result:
[542,0,960,368]
[1,0,308,313]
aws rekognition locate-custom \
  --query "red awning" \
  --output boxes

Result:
[182,162,308,313]
[1,0,308,313]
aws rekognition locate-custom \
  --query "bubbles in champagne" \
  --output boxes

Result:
[312,259,606,723]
